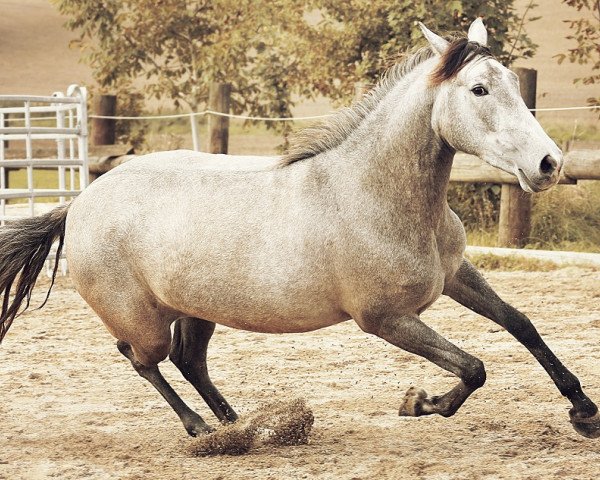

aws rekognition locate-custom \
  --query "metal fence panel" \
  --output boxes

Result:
[0,85,89,274]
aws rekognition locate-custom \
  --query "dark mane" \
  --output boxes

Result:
[430,38,492,85]
[280,36,492,166]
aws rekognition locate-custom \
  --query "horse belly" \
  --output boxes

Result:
[145,212,347,333]
[67,158,346,334]
[337,233,448,325]
[188,304,349,334]
[162,264,349,333]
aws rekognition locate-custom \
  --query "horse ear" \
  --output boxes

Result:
[467,18,488,46]
[418,22,449,56]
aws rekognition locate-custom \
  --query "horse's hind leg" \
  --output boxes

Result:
[358,314,486,418]
[444,259,600,438]
[117,337,214,437]
[72,260,214,436]
[117,327,213,437]
[169,317,238,423]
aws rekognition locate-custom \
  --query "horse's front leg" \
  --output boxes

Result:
[358,313,486,418]
[444,258,600,438]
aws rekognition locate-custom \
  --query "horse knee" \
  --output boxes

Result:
[463,359,486,389]
[500,304,542,347]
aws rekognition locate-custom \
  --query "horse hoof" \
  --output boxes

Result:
[183,416,215,437]
[570,411,600,439]
[186,424,215,438]
[398,387,428,417]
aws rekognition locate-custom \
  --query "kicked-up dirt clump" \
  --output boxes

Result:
[188,397,314,456]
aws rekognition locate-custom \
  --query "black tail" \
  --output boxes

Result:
[0,204,70,343]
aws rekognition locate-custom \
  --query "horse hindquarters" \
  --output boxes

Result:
[69,261,224,435]
[66,204,238,435]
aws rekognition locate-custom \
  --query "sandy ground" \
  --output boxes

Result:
[0,267,599,479]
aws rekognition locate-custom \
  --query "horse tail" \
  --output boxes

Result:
[0,203,70,344]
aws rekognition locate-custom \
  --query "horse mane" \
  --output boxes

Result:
[430,38,492,85]
[280,35,492,167]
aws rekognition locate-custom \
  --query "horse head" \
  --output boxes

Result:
[421,18,563,193]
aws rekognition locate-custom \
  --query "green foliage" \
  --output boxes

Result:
[51,0,537,124]
[304,0,538,104]
[447,183,501,231]
[51,0,309,128]
[543,121,600,150]
[456,180,600,254]
[554,0,600,107]
[530,181,600,252]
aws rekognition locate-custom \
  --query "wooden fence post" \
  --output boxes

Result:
[2,113,9,149]
[2,113,9,188]
[92,95,117,146]
[498,67,536,248]
[90,95,116,182]
[207,83,231,154]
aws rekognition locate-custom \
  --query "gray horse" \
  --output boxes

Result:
[1,19,598,439]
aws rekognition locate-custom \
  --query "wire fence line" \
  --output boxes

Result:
[3,102,597,153]
[90,110,332,121]
[3,104,597,124]
[84,102,600,152]
[6,100,594,152]
[86,104,599,122]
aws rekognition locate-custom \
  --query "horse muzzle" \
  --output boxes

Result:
[517,154,562,193]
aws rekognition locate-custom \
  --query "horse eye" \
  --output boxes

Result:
[471,86,489,97]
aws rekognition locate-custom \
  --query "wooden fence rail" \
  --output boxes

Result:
[85,150,600,183]
[83,149,600,249]
[450,151,600,184]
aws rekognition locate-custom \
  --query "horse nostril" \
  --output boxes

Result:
[540,155,557,175]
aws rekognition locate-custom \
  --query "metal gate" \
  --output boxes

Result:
[0,85,89,272]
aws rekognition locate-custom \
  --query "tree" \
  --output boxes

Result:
[52,1,537,119]
[301,0,538,105]
[554,0,600,107]
[51,0,310,121]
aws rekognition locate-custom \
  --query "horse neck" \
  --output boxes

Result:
[325,66,455,227]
